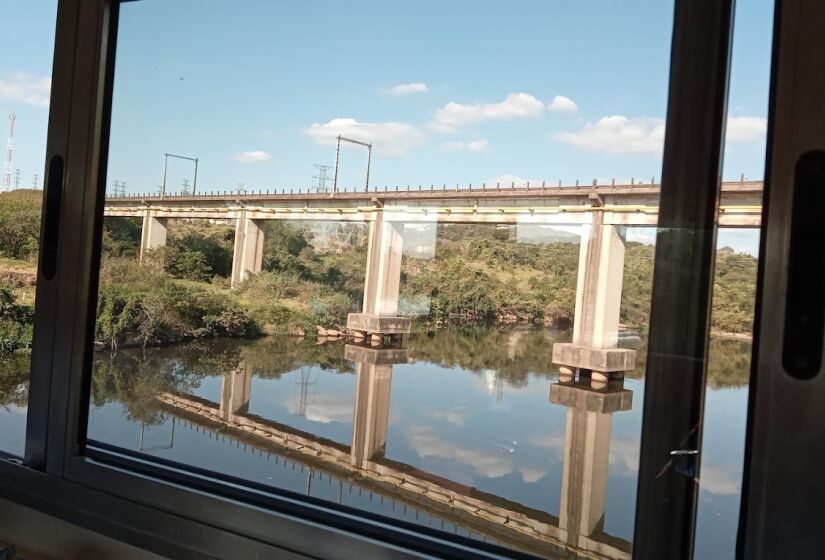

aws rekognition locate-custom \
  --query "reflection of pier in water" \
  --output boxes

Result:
[154,344,634,560]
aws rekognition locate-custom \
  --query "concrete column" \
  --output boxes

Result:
[553,213,635,375]
[231,213,264,288]
[347,211,411,339]
[551,377,632,547]
[139,211,168,260]
[347,345,407,468]
[219,363,252,421]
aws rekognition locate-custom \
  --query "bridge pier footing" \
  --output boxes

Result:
[347,213,411,340]
[553,215,636,379]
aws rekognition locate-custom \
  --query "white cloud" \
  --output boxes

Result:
[231,150,272,163]
[726,116,767,143]
[548,95,578,113]
[381,82,429,96]
[431,93,544,133]
[556,115,666,154]
[0,73,51,107]
[305,117,425,156]
[443,138,489,152]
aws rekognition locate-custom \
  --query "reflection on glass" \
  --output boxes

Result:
[79,0,762,557]
[0,0,57,455]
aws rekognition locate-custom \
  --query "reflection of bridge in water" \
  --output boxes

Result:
[156,343,634,560]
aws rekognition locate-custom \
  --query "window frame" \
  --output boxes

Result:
[0,0,737,558]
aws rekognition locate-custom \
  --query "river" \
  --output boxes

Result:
[0,327,750,559]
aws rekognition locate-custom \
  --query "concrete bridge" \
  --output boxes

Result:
[104,180,762,369]
[155,344,634,560]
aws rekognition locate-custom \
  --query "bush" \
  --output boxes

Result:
[0,283,34,354]
[95,276,259,347]
[0,190,42,261]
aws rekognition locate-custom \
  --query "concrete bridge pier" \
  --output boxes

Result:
[220,363,253,421]
[552,375,633,550]
[139,211,168,260]
[231,213,265,288]
[347,213,411,342]
[552,214,636,382]
[346,345,408,468]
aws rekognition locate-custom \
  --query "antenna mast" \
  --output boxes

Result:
[3,113,15,189]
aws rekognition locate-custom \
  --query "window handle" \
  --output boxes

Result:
[782,150,825,379]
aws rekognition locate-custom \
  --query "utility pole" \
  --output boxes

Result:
[32,173,39,189]
[161,152,199,198]
[332,134,372,194]
[312,164,332,193]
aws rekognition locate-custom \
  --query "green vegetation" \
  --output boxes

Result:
[0,190,41,262]
[96,260,260,348]
[0,190,759,358]
[0,283,33,355]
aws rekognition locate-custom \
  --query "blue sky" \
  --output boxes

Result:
[1,0,772,196]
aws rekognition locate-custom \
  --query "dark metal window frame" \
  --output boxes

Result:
[0,0,736,558]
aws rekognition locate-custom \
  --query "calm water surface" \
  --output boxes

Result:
[1,328,750,559]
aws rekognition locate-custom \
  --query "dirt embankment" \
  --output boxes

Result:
[0,269,36,288]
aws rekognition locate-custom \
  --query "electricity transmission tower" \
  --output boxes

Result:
[3,113,15,190]
[181,178,192,196]
[32,173,39,189]
[13,169,20,189]
[112,180,127,197]
[312,164,332,193]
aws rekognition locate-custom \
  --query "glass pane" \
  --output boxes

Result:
[695,0,773,558]
[0,1,57,456]
[85,0,694,556]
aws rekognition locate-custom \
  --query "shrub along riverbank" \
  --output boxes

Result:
[0,189,760,354]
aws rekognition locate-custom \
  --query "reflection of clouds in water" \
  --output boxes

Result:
[426,406,467,426]
[405,425,513,478]
[609,438,640,477]
[527,433,565,461]
[286,393,353,424]
[699,464,740,495]
[519,465,548,483]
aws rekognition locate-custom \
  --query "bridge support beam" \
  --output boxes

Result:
[139,212,168,260]
[220,362,252,421]
[552,376,632,548]
[553,215,635,380]
[231,214,265,288]
[347,213,411,341]
[347,345,407,468]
